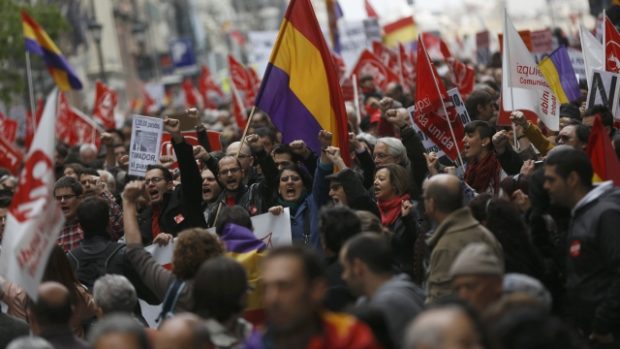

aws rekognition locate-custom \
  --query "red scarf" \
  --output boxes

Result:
[151,205,162,240]
[378,193,410,227]
[464,152,501,194]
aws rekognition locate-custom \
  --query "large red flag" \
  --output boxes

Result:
[421,32,452,61]
[228,55,256,108]
[92,80,117,130]
[605,16,620,73]
[414,37,464,162]
[588,115,620,186]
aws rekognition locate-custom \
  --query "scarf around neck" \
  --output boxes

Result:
[378,193,411,227]
[464,152,501,194]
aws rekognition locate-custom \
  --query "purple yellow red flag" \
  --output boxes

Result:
[255,0,350,163]
[21,11,82,91]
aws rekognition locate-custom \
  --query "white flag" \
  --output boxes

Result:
[0,89,65,300]
[580,25,604,89]
[502,11,560,131]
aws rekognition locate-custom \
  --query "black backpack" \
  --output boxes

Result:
[68,242,125,290]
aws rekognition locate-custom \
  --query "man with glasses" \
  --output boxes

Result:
[204,134,279,227]
[137,118,206,245]
[54,176,84,252]
[226,141,261,185]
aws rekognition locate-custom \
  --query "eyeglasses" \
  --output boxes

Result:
[219,168,241,176]
[373,153,391,160]
[557,135,570,143]
[144,177,164,185]
[280,175,301,182]
[55,194,77,201]
[236,154,252,159]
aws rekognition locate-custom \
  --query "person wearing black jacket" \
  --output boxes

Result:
[138,118,206,244]
[544,148,620,347]
[67,196,159,306]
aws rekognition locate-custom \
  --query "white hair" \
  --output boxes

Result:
[376,137,410,167]
[79,143,98,154]
[404,306,465,349]
[97,169,116,194]
[7,337,53,349]
[93,274,137,315]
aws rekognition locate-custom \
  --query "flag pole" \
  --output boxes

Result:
[25,52,36,128]
[420,37,465,167]
[236,106,256,158]
[504,9,520,151]
[352,74,361,125]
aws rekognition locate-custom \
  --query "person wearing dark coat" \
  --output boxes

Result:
[326,168,379,217]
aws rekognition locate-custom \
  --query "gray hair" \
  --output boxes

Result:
[97,169,116,193]
[404,306,465,349]
[89,314,149,349]
[7,337,53,349]
[93,274,137,315]
[376,137,410,168]
[79,143,98,154]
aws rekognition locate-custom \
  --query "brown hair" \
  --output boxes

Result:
[172,228,225,280]
[378,164,410,196]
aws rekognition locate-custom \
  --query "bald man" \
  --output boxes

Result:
[404,305,483,349]
[29,282,89,349]
[422,174,503,304]
[156,314,211,349]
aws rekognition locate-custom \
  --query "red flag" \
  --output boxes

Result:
[56,92,73,144]
[414,38,464,161]
[372,41,400,76]
[228,55,256,108]
[198,66,223,109]
[588,115,620,186]
[182,79,202,108]
[421,32,452,60]
[365,0,378,18]
[231,84,248,129]
[605,16,620,73]
[92,80,117,130]
[0,112,18,144]
[350,49,399,92]
[448,58,475,98]
[69,108,102,148]
[0,138,23,175]
[247,66,261,94]
[134,87,157,115]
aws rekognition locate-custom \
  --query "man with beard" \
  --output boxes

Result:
[204,134,279,226]
[138,117,206,245]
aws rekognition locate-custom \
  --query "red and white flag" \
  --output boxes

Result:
[0,89,65,300]
[350,49,400,92]
[228,55,256,108]
[449,58,475,99]
[92,80,118,130]
[414,37,464,162]
[421,32,452,61]
[0,112,18,144]
[198,66,224,109]
[0,137,22,175]
[57,92,102,148]
[372,41,399,73]
[399,43,416,87]
[247,66,261,95]
[182,79,203,108]
[501,11,559,131]
[605,16,620,73]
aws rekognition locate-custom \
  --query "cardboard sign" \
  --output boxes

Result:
[587,69,620,120]
[250,208,292,248]
[129,115,164,177]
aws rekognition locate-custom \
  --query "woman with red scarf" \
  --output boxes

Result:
[463,120,505,195]
[374,163,418,276]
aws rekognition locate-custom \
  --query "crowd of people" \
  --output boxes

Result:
[1,34,620,349]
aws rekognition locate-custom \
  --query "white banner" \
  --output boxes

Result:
[567,47,587,83]
[0,90,65,300]
[129,115,164,177]
[580,25,604,90]
[587,69,620,120]
[250,208,292,248]
[247,31,279,78]
[502,11,559,131]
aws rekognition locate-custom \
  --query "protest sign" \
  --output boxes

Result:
[476,31,491,66]
[0,90,64,300]
[587,69,620,120]
[567,47,586,82]
[250,208,292,247]
[129,115,164,177]
[139,241,175,328]
[530,28,553,54]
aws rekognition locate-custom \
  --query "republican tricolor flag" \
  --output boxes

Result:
[21,11,82,91]
[256,0,350,162]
